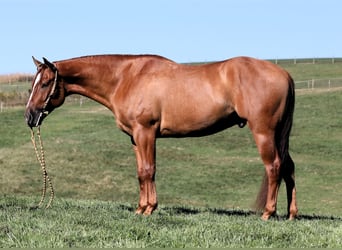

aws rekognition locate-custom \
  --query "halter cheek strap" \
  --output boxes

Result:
[42,70,58,112]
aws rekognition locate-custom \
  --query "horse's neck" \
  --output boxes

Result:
[56,58,120,110]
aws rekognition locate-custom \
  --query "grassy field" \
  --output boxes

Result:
[0,59,342,247]
[1,196,341,248]
[0,89,341,247]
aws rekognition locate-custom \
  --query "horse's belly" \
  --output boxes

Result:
[159,104,240,137]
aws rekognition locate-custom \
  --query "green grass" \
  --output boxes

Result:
[0,60,342,247]
[0,90,341,247]
[1,196,341,248]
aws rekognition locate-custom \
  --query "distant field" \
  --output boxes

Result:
[0,58,342,247]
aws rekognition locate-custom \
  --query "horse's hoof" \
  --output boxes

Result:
[288,213,298,220]
[261,210,277,221]
[261,214,270,221]
[135,207,145,215]
[143,206,155,215]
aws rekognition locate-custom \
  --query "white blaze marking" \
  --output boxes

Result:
[26,72,41,108]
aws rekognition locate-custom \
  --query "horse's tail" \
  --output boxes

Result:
[255,75,295,211]
[276,75,295,165]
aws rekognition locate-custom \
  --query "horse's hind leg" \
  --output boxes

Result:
[282,154,298,220]
[252,127,282,220]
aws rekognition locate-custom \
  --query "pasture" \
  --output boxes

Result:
[0,59,342,247]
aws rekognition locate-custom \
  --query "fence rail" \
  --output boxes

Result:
[267,57,342,65]
[295,77,342,90]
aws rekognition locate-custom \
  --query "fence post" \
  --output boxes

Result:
[0,102,3,112]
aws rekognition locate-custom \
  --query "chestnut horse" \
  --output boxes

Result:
[25,55,297,220]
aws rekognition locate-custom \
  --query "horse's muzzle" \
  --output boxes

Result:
[25,109,48,128]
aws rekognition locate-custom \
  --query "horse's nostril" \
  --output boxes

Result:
[25,110,35,128]
[25,111,30,122]
[24,109,47,128]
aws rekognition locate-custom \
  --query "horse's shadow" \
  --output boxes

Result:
[152,205,342,221]
[162,206,256,217]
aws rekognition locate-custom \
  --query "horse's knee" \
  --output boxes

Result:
[266,160,281,181]
[137,164,156,182]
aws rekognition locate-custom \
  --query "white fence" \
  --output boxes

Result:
[295,78,342,90]
[269,57,342,65]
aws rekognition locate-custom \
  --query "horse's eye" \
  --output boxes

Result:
[41,82,49,88]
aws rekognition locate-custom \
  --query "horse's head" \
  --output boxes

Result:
[25,57,65,128]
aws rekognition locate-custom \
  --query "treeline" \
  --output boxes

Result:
[0,73,33,84]
[0,74,33,109]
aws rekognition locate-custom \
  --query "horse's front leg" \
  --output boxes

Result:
[132,125,157,215]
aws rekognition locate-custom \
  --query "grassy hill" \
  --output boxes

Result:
[0,58,342,247]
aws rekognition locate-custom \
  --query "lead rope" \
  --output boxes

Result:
[30,126,54,208]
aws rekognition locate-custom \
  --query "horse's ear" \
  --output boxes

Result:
[32,56,43,68]
[43,57,57,72]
